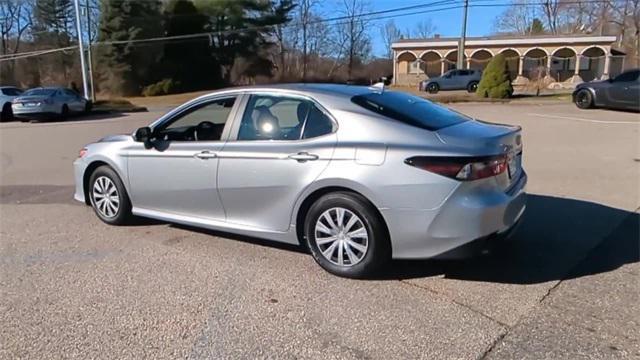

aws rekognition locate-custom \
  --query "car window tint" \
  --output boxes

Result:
[351,91,469,131]
[458,70,469,76]
[302,104,335,139]
[163,97,236,136]
[2,88,21,96]
[614,70,639,82]
[23,89,55,96]
[237,94,310,141]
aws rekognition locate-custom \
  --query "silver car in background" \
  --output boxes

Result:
[0,86,23,121]
[12,87,90,121]
[73,84,526,278]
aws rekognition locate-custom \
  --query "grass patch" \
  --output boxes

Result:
[93,99,147,113]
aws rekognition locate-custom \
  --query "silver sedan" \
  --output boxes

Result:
[12,87,89,121]
[73,84,526,278]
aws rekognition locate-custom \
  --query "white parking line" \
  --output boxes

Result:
[527,113,639,125]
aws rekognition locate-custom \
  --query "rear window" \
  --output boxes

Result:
[351,91,469,131]
[23,89,55,96]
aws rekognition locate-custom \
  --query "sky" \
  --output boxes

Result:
[320,0,510,57]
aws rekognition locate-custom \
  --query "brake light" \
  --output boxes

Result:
[78,148,88,158]
[404,155,507,181]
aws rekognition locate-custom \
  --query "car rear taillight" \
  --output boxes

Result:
[404,155,507,181]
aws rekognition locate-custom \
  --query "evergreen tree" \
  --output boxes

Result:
[194,0,295,84]
[161,0,222,91]
[476,54,513,99]
[529,18,545,34]
[96,0,163,95]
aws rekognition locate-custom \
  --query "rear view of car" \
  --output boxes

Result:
[0,86,23,122]
[12,87,89,121]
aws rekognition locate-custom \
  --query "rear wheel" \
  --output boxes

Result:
[467,81,479,93]
[427,83,439,94]
[575,89,594,109]
[89,166,133,225]
[0,103,12,122]
[304,192,390,278]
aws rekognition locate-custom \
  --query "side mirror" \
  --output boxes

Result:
[134,126,152,142]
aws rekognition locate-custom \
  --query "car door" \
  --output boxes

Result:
[440,71,456,90]
[607,70,640,108]
[60,89,82,112]
[217,92,337,232]
[126,96,240,220]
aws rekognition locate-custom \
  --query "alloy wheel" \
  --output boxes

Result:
[92,176,120,218]
[314,207,369,267]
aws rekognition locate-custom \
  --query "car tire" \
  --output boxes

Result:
[304,191,390,278]
[427,83,439,94]
[575,89,594,109]
[88,165,133,225]
[467,81,479,93]
[0,103,12,122]
[59,104,69,121]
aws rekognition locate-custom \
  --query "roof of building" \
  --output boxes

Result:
[392,34,618,49]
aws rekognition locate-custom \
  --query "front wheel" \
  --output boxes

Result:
[89,165,133,225]
[574,89,594,109]
[467,81,479,93]
[427,83,439,94]
[304,192,390,278]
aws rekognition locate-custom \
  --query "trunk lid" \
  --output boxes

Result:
[436,119,523,189]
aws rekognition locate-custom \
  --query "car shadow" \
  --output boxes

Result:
[379,194,639,284]
[24,111,130,124]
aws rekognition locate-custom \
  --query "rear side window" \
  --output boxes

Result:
[614,70,639,82]
[351,91,469,131]
[2,88,21,96]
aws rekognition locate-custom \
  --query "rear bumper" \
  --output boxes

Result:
[383,171,528,259]
[12,104,60,118]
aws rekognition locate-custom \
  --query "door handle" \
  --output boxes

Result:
[288,152,319,162]
[194,151,217,159]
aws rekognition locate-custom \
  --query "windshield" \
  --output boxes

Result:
[351,91,469,131]
[23,89,55,96]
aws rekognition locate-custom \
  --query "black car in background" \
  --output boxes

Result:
[573,69,640,111]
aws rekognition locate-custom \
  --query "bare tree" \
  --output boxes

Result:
[493,0,540,35]
[336,0,371,79]
[413,19,435,38]
[380,19,401,59]
[0,0,33,83]
[543,0,560,34]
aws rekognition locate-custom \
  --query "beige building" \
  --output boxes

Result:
[391,35,625,88]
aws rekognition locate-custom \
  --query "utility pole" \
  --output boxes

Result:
[73,0,89,99]
[84,1,95,101]
[456,0,469,70]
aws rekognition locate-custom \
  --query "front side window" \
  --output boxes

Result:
[613,70,639,82]
[237,94,334,141]
[155,97,236,141]
[351,91,469,131]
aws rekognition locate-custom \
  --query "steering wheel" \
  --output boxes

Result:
[194,121,217,141]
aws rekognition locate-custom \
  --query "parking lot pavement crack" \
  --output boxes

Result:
[399,280,510,329]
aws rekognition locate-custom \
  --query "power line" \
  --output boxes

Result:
[0,0,622,62]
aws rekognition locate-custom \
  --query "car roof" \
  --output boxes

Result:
[209,83,380,99]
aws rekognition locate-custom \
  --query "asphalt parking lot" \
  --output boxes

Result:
[1,102,638,359]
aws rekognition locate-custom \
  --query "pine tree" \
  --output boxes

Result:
[476,54,514,99]
[96,0,163,95]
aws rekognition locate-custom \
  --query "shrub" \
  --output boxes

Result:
[142,78,181,97]
[476,54,513,99]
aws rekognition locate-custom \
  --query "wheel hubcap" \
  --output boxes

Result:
[92,176,119,218]
[315,207,369,267]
